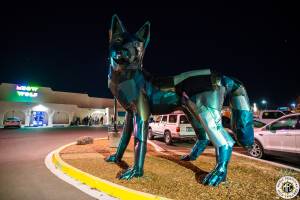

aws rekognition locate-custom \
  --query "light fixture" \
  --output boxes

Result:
[253,103,258,112]
[32,104,48,112]
[291,103,296,108]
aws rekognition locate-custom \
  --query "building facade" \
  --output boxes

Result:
[0,83,125,127]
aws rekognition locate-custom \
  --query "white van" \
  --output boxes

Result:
[148,111,196,145]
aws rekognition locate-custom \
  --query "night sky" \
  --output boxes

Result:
[0,2,299,108]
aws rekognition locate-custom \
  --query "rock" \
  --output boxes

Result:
[76,136,94,145]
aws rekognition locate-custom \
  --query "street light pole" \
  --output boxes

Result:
[113,97,117,132]
[108,97,120,148]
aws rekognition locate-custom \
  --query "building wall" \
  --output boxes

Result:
[0,101,111,126]
[0,83,124,127]
[0,83,122,109]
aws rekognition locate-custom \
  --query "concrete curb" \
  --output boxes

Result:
[45,148,117,200]
[147,140,169,155]
[50,139,170,200]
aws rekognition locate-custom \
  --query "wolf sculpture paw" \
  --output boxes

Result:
[105,154,120,163]
[118,167,143,180]
[202,163,227,186]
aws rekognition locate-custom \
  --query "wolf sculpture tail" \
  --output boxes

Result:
[222,76,254,149]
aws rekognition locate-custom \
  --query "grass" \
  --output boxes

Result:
[60,139,300,200]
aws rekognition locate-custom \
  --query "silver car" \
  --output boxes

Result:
[248,113,300,159]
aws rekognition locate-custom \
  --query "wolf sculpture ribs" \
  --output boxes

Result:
[105,15,254,186]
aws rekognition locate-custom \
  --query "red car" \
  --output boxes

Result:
[4,117,21,128]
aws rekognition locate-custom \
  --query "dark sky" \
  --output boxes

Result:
[0,1,299,108]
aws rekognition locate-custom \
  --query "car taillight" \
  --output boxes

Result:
[176,127,180,132]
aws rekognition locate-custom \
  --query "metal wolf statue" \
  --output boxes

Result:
[106,15,254,186]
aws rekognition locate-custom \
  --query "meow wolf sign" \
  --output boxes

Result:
[16,85,39,98]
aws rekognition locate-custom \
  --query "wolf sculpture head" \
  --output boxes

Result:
[109,15,150,72]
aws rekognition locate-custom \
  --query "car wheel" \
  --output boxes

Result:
[248,140,264,159]
[148,128,154,140]
[164,131,172,145]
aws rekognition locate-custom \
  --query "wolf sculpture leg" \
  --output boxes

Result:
[118,114,148,179]
[189,87,235,186]
[198,105,235,186]
[105,111,133,163]
[221,76,254,149]
[118,90,150,179]
[181,105,209,161]
[230,86,254,149]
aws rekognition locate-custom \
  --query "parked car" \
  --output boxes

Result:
[221,119,265,144]
[148,111,196,145]
[248,113,300,159]
[254,110,286,124]
[222,116,265,129]
[3,117,21,128]
[277,107,293,115]
[282,110,293,115]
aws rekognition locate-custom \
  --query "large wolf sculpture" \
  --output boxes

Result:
[105,15,254,186]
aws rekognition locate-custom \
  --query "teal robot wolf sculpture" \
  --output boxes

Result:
[106,15,254,186]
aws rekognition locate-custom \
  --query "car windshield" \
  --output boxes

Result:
[154,116,161,122]
[262,112,284,119]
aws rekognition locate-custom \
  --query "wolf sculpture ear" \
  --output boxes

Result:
[136,21,150,48]
[109,14,126,42]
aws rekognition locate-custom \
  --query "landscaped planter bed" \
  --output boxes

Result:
[59,139,300,200]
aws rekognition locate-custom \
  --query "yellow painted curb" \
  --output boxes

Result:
[52,140,171,200]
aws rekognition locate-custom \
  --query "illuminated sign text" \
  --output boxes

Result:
[16,85,39,98]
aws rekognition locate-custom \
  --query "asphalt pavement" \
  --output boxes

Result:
[0,127,107,200]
